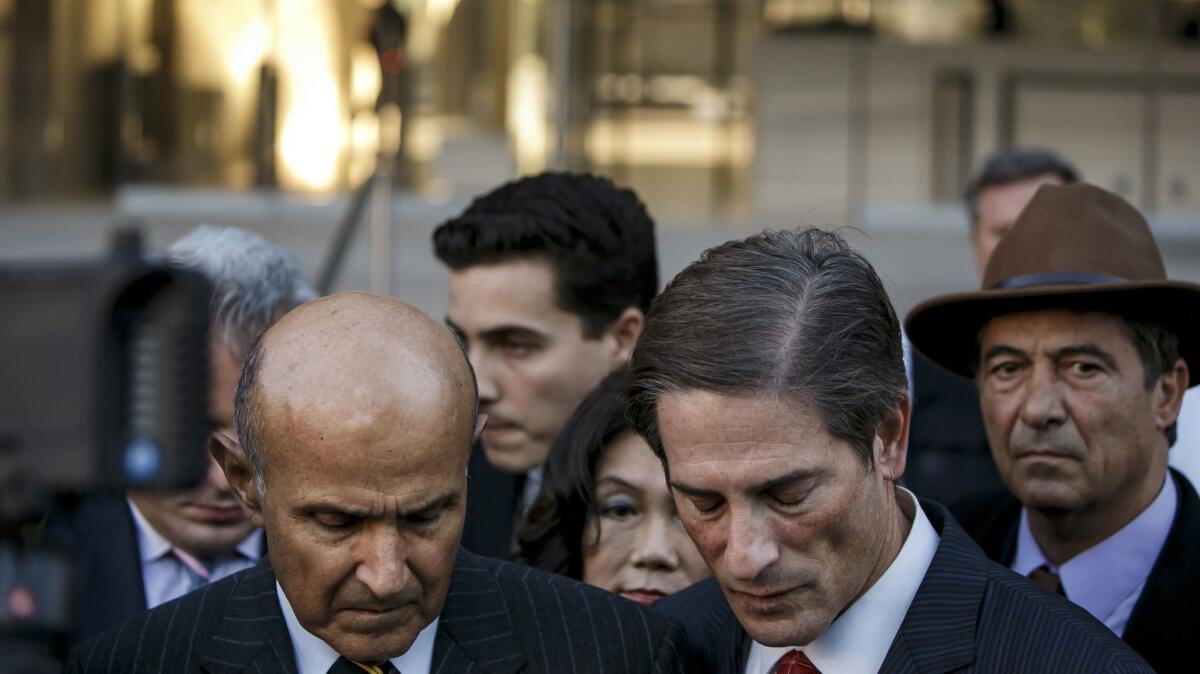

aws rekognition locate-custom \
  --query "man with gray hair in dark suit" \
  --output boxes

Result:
[639,227,1149,673]
[68,292,690,674]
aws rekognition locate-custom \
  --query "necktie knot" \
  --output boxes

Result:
[327,656,399,674]
[775,649,820,674]
[1028,564,1066,597]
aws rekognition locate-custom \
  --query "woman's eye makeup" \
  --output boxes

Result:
[599,495,638,520]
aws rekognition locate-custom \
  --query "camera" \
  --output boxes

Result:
[0,230,212,671]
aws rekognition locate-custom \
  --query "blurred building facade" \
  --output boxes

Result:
[1,0,1199,318]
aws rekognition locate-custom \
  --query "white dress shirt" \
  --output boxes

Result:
[128,500,263,609]
[744,488,940,674]
[1012,472,1177,636]
[277,581,439,674]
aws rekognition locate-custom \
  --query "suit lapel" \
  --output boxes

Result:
[880,501,984,674]
[199,563,297,674]
[1122,468,1200,670]
[431,550,526,674]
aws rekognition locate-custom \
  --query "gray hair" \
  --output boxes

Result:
[167,225,317,357]
[627,227,908,469]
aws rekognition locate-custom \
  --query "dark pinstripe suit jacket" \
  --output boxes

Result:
[953,468,1200,673]
[655,500,1151,673]
[66,548,691,674]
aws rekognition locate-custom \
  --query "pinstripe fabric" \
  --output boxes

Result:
[67,548,692,673]
[656,500,1153,673]
[431,549,692,674]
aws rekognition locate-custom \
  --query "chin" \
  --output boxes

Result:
[740,612,829,648]
[482,444,541,474]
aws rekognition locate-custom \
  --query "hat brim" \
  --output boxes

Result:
[905,280,1200,387]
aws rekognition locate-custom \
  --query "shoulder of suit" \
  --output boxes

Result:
[471,551,684,630]
[67,562,270,671]
[974,563,1152,669]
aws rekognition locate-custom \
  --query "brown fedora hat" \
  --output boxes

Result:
[905,182,1200,387]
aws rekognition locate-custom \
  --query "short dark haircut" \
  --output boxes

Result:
[965,149,1080,227]
[516,368,630,579]
[432,172,658,337]
[1121,317,1181,447]
[234,332,270,493]
[627,228,908,469]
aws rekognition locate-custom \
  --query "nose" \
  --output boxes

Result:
[356,525,410,599]
[469,348,499,405]
[1018,363,1067,431]
[723,507,779,583]
[630,513,680,571]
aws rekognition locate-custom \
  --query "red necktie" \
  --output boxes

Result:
[775,649,821,674]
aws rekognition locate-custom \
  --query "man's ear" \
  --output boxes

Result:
[210,433,266,527]
[874,394,911,482]
[1154,358,1189,435]
[604,307,645,364]
[473,413,488,443]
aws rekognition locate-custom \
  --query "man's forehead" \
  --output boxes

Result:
[979,308,1130,348]
[446,260,579,330]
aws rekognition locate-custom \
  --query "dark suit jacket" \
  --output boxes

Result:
[67,548,692,673]
[461,441,524,560]
[40,494,268,646]
[953,468,1200,673]
[655,500,1150,673]
[905,353,1003,506]
[39,495,151,645]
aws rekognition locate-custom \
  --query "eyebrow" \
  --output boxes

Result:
[670,469,819,498]
[302,492,461,519]
[444,318,546,343]
[982,344,1027,362]
[981,343,1118,370]
[1051,345,1118,370]
[595,476,641,493]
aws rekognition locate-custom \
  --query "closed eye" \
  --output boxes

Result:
[313,512,359,530]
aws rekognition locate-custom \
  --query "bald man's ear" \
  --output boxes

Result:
[210,433,266,527]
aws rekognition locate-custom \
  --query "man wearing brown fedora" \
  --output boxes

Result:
[907,182,1200,672]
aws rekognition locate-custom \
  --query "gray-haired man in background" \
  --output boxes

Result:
[43,225,317,644]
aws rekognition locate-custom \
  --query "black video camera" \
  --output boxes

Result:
[0,230,212,672]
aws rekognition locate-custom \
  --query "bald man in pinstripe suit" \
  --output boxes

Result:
[68,293,689,674]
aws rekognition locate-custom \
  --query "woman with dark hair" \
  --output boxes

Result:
[516,368,708,605]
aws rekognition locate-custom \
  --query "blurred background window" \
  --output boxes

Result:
[0,0,1198,316]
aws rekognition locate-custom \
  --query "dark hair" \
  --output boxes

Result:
[1121,317,1182,447]
[516,368,631,579]
[432,172,658,337]
[234,332,269,493]
[627,228,908,468]
[965,149,1080,227]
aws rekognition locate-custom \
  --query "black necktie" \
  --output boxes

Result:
[326,656,399,674]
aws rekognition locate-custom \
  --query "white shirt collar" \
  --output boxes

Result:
[127,498,263,562]
[745,487,940,674]
[1012,471,1176,630]
[276,581,439,674]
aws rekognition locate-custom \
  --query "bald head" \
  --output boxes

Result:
[234,292,478,488]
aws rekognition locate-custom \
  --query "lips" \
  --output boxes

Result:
[181,503,245,524]
[731,586,803,614]
[619,589,667,606]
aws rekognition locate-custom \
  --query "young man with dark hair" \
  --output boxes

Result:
[432,171,658,558]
